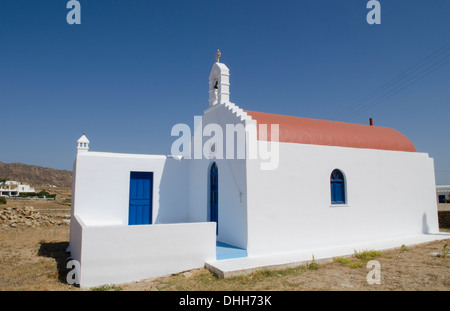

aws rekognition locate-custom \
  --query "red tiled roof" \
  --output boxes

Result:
[245,110,416,152]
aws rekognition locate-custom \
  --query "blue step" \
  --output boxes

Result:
[216,241,247,260]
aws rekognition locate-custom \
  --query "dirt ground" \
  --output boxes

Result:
[0,199,449,291]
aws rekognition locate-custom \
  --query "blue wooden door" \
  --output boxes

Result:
[210,163,218,234]
[129,172,153,225]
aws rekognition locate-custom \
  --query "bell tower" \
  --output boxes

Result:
[208,49,230,107]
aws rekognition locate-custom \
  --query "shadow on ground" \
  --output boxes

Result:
[38,241,70,284]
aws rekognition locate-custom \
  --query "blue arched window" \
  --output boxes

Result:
[210,162,218,234]
[330,169,346,205]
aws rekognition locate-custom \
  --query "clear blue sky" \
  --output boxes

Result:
[1,1,449,184]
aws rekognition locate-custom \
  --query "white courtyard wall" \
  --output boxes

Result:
[76,219,216,288]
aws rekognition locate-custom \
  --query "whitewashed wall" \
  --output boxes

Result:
[74,218,215,288]
[188,103,248,250]
[246,142,439,256]
[72,152,189,226]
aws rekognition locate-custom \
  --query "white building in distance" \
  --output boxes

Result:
[437,185,450,203]
[0,181,36,197]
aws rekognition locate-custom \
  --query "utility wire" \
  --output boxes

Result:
[329,41,450,122]
[341,54,450,121]
[332,42,450,120]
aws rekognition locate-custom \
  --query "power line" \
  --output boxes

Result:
[332,42,450,121]
[338,46,450,121]
[341,54,450,121]
[436,170,450,174]
[329,41,450,122]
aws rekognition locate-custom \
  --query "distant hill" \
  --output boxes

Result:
[0,162,72,188]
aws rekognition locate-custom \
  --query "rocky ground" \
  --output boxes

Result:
[0,199,449,291]
[0,206,70,228]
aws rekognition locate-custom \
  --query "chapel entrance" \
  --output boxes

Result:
[210,162,218,234]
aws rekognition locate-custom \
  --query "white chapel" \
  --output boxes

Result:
[69,51,447,288]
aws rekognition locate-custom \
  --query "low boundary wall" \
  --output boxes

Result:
[71,216,216,288]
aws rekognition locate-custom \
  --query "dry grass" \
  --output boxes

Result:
[0,200,449,291]
[0,225,75,291]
